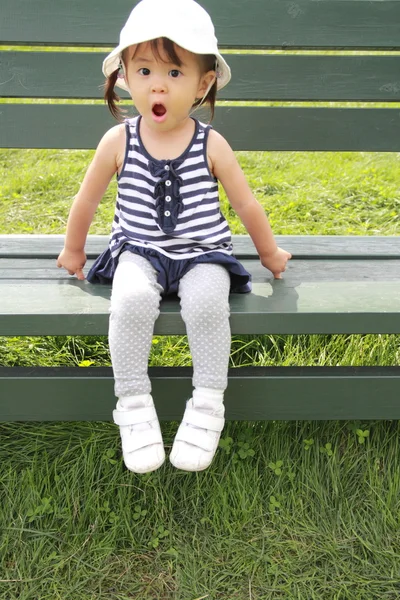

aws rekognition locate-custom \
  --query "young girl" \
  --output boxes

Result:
[57,0,291,474]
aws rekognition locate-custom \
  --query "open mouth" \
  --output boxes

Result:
[152,103,167,117]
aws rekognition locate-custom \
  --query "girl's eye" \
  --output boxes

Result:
[138,68,150,76]
[169,70,181,78]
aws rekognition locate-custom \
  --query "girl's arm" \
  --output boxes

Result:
[57,125,125,279]
[208,130,291,279]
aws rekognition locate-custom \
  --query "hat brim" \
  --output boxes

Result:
[102,42,231,92]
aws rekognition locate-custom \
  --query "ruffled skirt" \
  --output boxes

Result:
[87,244,252,294]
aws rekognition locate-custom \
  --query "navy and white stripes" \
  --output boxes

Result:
[109,116,233,261]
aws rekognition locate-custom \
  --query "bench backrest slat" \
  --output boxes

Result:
[3,0,400,49]
[2,103,400,151]
[2,104,400,151]
[3,52,400,102]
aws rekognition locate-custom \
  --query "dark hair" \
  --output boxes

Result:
[104,37,217,122]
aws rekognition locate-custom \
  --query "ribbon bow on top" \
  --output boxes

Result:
[149,158,184,234]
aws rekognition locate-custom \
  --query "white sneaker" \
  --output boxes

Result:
[169,388,225,472]
[113,394,165,473]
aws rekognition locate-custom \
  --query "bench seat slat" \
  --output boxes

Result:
[2,105,400,151]
[1,366,400,421]
[1,259,400,335]
[1,235,399,259]
[3,52,400,102]
[1,258,399,282]
[3,0,400,49]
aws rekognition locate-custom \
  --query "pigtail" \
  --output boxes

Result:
[191,53,218,122]
[192,80,217,122]
[104,69,125,121]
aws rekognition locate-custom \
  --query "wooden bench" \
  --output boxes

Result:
[1,0,400,421]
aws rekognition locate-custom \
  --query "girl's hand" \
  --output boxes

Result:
[260,247,292,279]
[56,248,86,280]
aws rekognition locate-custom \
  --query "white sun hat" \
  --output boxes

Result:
[103,0,231,92]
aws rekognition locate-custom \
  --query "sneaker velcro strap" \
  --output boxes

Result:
[182,408,225,432]
[175,425,217,452]
[122,428,162,452]
[113,406,157,427]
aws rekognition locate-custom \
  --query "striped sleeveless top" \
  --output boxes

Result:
[109,116,233,261]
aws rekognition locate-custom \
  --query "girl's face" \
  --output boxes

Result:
[122,40,215,132]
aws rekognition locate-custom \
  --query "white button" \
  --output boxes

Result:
[165,180,171,186]
[165,210,171,217]
[164,165,170,171]
[165,196,171,202]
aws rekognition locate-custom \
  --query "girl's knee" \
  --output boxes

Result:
[181,291,229,327]
[110,286,160,321]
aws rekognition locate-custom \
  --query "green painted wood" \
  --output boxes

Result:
[2,0,400,423]
[2,258,400,282]
[2,0,400,49]
[3,52,400,102]
[1,366,400,421]
[2,105,400,151]
[1,235,399,259]
[1,258,400,335]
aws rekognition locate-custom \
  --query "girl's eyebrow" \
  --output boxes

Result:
[132,55,186,67]
[132,56,153,63]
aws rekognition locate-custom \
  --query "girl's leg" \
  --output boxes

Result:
[109,252,165,473]
[109,252,163,397]
[170,263,231,471]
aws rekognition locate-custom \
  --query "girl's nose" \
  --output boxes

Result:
[151,78,167,93]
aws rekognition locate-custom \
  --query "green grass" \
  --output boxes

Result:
[1,420,400,598]
[1,333,400,368]
[1,145,400,598]
[1,149,399,235]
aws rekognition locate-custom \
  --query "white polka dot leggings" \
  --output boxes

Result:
[108,252,231,398]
